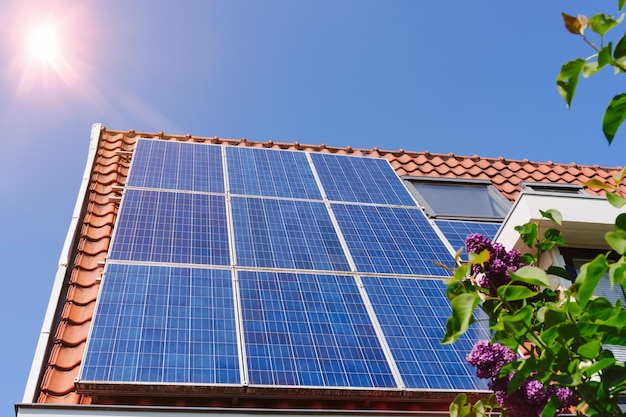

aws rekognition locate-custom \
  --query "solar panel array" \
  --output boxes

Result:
[80,139,490,393]
[435,220,501,255]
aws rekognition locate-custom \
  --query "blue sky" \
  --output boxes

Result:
[1,0,625,413]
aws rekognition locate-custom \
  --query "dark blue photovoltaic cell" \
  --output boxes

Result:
[127,139,224,193]
[232,197,350,271]
[435,220,501,254]
[227,147,322,199]
[361,277,489,390]
[109,190,230,265]
[310,153,416,206]
[81,264,240,384]
[239,271,396,388]
[332,204,454,275]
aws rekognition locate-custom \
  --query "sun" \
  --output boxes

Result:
[28,24,61,66]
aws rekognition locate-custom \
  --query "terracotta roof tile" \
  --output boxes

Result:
[34,126,623,407]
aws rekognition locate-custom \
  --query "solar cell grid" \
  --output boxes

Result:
[361,276,489,391]
[81,264,240,384]
[310,153,416,206]
[127,139,224,193]
[109,190,230,266]
[435,220,501,254]
[238,271,397,388]
[332,204,454,275]
[232,197,350,271]
[227,147,322,199]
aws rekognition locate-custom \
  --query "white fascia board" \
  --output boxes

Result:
[495,192,626,253]
[21,124,103,403]
[15,404,454,417]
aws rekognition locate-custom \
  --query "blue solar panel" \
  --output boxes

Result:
[435,220,500,254]
[310,153,416,205]
[232,197,350,271]
[127,139,224,193]
[227,147,322,199]
[109,190,230,265]
[332,204,454,275]
[239,271,397,388]
[81,264,240,384]
[361,276,489,390]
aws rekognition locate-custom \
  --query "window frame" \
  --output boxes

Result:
[522,182,585,195]
[403,176,511,221]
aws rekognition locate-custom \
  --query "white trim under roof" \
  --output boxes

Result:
[21,123,103,403]
[495,191,626,254]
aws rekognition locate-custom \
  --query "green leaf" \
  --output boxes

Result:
[449,393,469,417]
[544,228,566,245]
[613,166,626,183]
[547,265,572,281]
[441,292,480,344]
[510,266,550,287]
[589,13,624,36]
[583,179,613,190]
[617,213,626,233]
[615,33,626,60]
[557,58,586,108]
[583,357,616,378]
[606,191,626,208]
[578,340,601,359]
[621,0,626,12]
[468,248,490,266]
[602,93,626,144]
[600,43,614,67]
[540,209,563,225]
[515,223,538,249]
[606,231,626,255]
[498,284,538,301]
[575,254,610,308]
[540,396,559,417]
[609,261,626,288]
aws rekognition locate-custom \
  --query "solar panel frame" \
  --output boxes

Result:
[331,203,454,276]
[238,270,398,388]
[309,152,417,206]
[80,264,241,385]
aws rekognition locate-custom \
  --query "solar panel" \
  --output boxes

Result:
[80,264,240,384]
[81,140,491,394]
[310,153,416,205]
[109,190,230,266]
[332,204,454,275]
[127,139,224,193]
[227,147,322,199]
[435,220,500,254]
[232,197,350,271]
[238,271,397,388]
[361,276,489,390]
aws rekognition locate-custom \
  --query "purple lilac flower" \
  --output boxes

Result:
[464,234,523,293]
[466,340,516,379]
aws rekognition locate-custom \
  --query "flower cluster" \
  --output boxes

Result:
[465,234,522,292]
[467,341,575,417]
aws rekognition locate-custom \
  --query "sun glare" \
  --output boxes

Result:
[28,25,61,65]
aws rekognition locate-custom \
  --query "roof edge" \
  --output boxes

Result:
[22,123,104,403]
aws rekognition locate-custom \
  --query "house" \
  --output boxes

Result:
[15,123,624,417]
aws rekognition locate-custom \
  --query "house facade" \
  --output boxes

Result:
[15,124,624,417]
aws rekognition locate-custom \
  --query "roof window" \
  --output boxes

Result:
[522,182,584,195]
[404,177,510,220]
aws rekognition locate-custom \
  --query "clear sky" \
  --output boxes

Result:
[1,0,625,413]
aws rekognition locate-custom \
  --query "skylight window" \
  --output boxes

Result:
[522,182,584,195]
[404,177,510,220]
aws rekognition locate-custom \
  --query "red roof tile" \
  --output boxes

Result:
[33,126,623,407]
